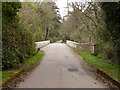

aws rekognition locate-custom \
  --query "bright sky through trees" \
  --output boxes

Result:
[19,0,120,18]
[55,0,91,17]
[19,0,90,17]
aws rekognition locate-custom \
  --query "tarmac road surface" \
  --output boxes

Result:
[18,43,107,88]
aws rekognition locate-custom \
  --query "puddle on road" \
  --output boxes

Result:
[68,68,79,72]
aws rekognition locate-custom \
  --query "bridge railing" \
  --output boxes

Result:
[66,40,95,53]
[66,40,79,48]
[35,40,50,49]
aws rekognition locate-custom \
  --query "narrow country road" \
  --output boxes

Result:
[18,43,106,88]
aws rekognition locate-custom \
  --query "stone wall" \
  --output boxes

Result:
[66,40,95,53]
[76,43,94,53]
[35,40,50,49]
[66,40,79,48]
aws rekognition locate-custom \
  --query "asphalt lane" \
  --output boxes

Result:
[18,43,106,88]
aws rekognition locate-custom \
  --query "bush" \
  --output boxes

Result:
[2,49,20,70]
[95,41,118,64]
[2,2,36,70]
[2,24,36,69]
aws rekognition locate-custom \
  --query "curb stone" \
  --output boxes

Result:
[97,67,120,88]
[1,68,24,87]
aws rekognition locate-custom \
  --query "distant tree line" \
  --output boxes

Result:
[60,2,120,64]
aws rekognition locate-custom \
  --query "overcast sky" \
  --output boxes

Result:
[55,0,90,18]
[55,0,68,18]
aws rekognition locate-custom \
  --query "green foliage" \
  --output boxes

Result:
[2,2,36,70]
[19,2,61,42]
[100,2,120,64]
[27,2,37,9]
[2,2,60,70]
[61,2,120,64]
[35,29,44,41]
[19,3,46,41]
[2,22,36,70]
[95,41,117,63]
[1,51,44,81]
[2,2,21,21]
[60,7,94,43]
[2,49,19,69]
[38,2,61,41]
[24,51,44,69]
[0,70,16,80]
[0,2,2,32]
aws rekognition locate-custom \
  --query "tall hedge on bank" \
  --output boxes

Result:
[2,2,36,70]
[100,2,120,64]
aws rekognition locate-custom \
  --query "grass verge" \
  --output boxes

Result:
[71,47,120,81]
[1,51,44,83]
[24,51,44,69]
[0,70,16,81]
